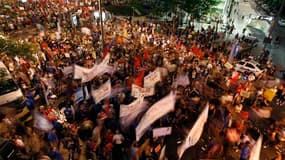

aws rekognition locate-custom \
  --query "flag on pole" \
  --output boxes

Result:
[34,112,53,132]
[120,98,148,128]
[249,135,263,160]
[177,103,209,159]
[136,92,176,141]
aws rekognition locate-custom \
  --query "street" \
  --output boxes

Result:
[0,0,284,159]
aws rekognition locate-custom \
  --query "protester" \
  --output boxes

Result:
[0,0,284,160]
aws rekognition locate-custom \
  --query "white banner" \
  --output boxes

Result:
[82,54,112,83]
[178,103,209,159]
[74,54,113,83]
[62,66,73,75]
[136,92,176,141]
[156,67,168,78]
[144,69,162,88]
[131,84,155,98]
[120,98,148,128]
[74,64,95,79]
[91,80,111,103]
[249,135,263,160]
[153,127,172,138]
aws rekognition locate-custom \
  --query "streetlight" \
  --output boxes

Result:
[98,0,105,50]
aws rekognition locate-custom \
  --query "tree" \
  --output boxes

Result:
[0,33,39,61]
[181,0,220,19]
[129,0,220,19]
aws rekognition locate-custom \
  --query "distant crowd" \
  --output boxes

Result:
[0,0,284,160]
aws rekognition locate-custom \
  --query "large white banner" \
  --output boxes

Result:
[74,64,95,79]
[120,98,148,128]
[178,103,209,159]
[153,127,172,138]
[62,66,73,75]
[136,92,176,141]
[144,69,162,88]
[249,135,263,160]
[91,80,111,103]
[81,54,112,83]
[131,84,155,98]
[73,54,113,83]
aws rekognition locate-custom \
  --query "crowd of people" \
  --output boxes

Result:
[0,0,285,160]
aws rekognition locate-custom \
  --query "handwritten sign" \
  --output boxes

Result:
[131,84,155,98]
[144,69,161,88]
[153,127,172,138]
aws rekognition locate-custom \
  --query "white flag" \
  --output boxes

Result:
[34,112,53,132]
[178,103,209,159]
[136,92,176,141]
[249,135,263,160]
[144,69,162,88]
[120,97,148,128]
[92,80,111,103]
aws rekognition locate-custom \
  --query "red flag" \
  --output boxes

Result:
[143,50,150,60]
[230,72,240,85]
[134,56,141,68]
[103,46,110,58]
[134,70,144,87]
[192,46,204,57]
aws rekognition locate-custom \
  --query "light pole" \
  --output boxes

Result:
[98,0,105,50]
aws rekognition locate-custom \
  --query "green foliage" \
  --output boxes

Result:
[0,34,39,61]
[181,0,220,19]
[127,0,220,19]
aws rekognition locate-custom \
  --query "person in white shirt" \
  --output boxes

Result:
[112,130,125,158]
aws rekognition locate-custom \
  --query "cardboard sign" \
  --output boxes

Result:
[144,69,161,88]
[131,84,155,98]
[224,62,233,69]
[153,127,172,138]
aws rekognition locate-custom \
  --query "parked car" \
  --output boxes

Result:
[278,18,285,27]
[234,60,264,76]
[0,61,24,110]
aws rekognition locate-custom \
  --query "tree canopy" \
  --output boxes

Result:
[129,0,220,19]
[0,33,39,61]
